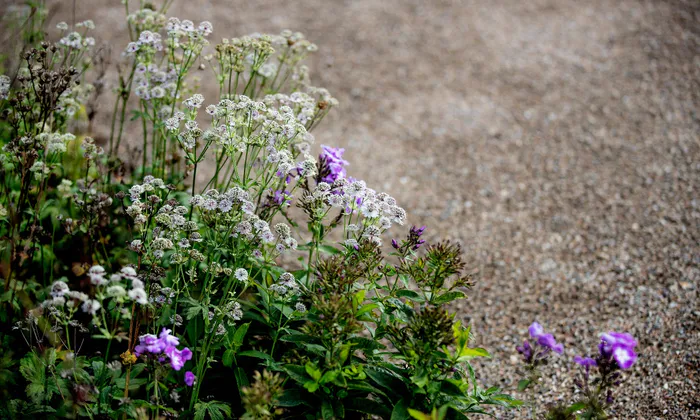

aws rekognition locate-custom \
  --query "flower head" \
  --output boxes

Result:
[184,371,196,387]
[319,145,349,183]
[600,332,637,369]
[528,322,563,354]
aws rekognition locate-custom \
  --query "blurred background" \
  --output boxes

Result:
[3,0,700,417]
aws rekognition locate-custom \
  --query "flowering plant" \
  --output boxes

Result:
[516,323,639,419]
[0,2,638,419]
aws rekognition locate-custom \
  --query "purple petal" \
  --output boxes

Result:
[612,346,637,369]
[529,322,544,338]
[574,355,597,367]
[184,371,196,387]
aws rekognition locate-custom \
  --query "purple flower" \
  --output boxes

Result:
[134,330,193,371]
[528,322,543,337]
[272,189,292,205]
[134,334,164,356]
[391,239,399,249]
[537,334,564,354]
[166,346,193,371]
[184,371,196,387]
[600,332,637,370]
[159,328,180,348]
[516,340,533,362]
[574,355,597,368]
[319,145,349,183]
[528,322,564,354]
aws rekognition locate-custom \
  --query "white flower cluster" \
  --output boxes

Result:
[44,266,148,319]
[126,176,202,261]
[125,16,212,103]
[82,136,104,159]
[36,132,75,154]
[133,62,178,101]
[191,186,256,216]
[269,272,300,296]
[303,179,407,246]
[263,90,338,128]
[126,8,167,31]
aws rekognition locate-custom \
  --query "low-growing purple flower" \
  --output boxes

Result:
[184,371,196,387]
[537,333,564,354]
[574,355,597,368]
[600,332,637,369]
[528,322,564,353]
[516,339,533,362]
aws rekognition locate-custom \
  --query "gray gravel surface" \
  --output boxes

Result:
[18,0,700,417]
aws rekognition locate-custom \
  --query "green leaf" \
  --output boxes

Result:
[346,398,394,420]
[321,399,334,419]
[338,345,351,365]
[305,361,322,381]
[20,351,45,404]
[457,347,490,361]
[346,381,387,399]
[319,370,339,385]
[304,380,320,393]
[517,379,531,392]
[440,379,465,397]
[234,368,248,399]
[396,289,424,302]
[318,244,341,255]
[238,350,273,362]
[352,289,367,311]
[279,332,316,343]
[407,408,433,420]
[222,349,235,367]
[283,364,310,384]
[232,322,250,347]
[356,303,379,317]
[566,402,586,414]
[432,291,465,305]
[390,398,411,420]
[276,389,305,407]
[365,367,406,398]
[194,401,231,420]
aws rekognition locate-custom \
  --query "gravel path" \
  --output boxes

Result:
[40,0,700,417]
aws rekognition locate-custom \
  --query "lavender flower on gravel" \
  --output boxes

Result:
[599,331,638,370]
[528,321,564,354]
